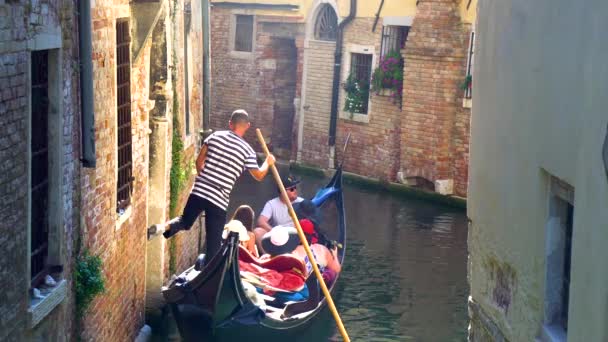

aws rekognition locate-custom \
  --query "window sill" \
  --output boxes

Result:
[28,279,67,328]
[538,324,566,342]
[116,206,132,231]
[463,98,472,108]
[229,50,254,60]
[339,111,369,124]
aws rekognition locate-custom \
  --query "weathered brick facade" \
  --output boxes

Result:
[300,1,471,197]
[210,7,305,157]
[79,0,205,340]
[80,4,149,340]
[401,0,470,197]
[210,1,472,197]
[335,17,403,181]
[0,0,80,339]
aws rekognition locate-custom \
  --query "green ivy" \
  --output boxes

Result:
[75,251,105,316]
[169,122,187,217]
[169,238,177,275]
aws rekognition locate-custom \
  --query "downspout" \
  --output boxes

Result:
[328,0,356,168]
[201,0,212,141]
[78,0,96,167]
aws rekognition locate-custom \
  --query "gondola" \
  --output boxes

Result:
[162,166,346,341]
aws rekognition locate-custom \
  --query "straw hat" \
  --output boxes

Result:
[222,220,250,241]
[261,226,300,256]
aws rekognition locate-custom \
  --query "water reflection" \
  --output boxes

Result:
[151,168,469,341]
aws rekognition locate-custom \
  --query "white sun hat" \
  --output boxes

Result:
[222,220,250,241]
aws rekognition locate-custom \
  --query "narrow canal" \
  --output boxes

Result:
[152,166,469,341]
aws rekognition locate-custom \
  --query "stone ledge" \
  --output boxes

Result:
[289,162,467,210]
[28,279,67,328]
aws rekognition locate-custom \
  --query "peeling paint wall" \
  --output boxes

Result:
[468,0,608,340]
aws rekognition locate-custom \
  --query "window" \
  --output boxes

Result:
[314,4,338,41]
[345,53,372,114]
[30,50,50,288]
[116,19,133,212]
[542,177,574,341]
[234,15,254,52]
[464,31,475,99]
[380,25,409,58]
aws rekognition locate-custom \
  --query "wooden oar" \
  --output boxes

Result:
[256,129,350,342]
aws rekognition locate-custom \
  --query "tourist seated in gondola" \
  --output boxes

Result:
[254,175,304,253]
[224,205,259,257]
[260,225,341,286]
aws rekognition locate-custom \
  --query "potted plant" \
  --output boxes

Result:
[343,73,370,116]
[460,74,472,96]
[371,50,404,104]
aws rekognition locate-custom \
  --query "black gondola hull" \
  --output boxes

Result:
[163,168,346,341]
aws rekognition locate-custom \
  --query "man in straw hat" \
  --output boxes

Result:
[148,109,275,262]
[254,174,303,251]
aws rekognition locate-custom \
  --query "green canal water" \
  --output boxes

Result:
[151,168,469,341]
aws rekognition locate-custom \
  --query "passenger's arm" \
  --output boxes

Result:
[257,215,273,232]
[326,247,341,273]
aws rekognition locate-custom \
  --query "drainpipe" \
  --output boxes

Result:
[78,0,96,167]
[200,0,213,142]
[328,0,356,168]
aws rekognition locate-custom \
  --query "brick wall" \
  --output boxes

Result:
[336,18,402,181]
[1,0,80,339]
[300,1,471,197]
[210,8,258,140]
[401,0,469,196]
[210,8,305,156]
[80,3,148,340]
[81,0,206,338]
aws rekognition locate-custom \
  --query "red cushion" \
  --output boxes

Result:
[238,245,307,277]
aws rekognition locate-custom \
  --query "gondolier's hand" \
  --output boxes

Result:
[266,154,276,166]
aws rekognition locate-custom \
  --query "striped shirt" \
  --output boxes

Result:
[192,130,259,210]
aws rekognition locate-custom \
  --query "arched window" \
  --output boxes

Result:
[314,4,338,41]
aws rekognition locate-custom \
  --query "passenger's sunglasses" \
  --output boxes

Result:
[286,187,297,192]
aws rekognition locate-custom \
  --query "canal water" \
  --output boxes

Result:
[151,167,469,341]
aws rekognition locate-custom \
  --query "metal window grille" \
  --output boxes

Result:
[350,53,373,114]
[380,26,410,58]
[464,31,475,99]
[314,4,337,41]
[116,19,133,211]
[234,15,254,52]
[30,50,50,287]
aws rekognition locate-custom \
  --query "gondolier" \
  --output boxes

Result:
[148,109,275,262]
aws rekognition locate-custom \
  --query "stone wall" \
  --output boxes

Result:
[401,0,469,196]
[0,0,80,339]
